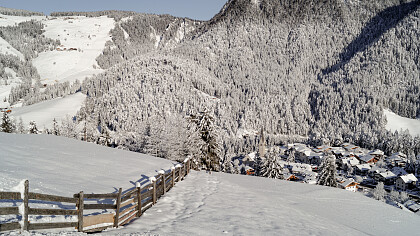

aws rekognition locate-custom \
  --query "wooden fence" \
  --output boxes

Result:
[0,159,191,233]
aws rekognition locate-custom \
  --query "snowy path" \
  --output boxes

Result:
[102,171,420,236]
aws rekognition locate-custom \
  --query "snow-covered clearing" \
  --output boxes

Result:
[0,14,46,27]
[384,109,420,137]
[32,16,115,85]
[10,92,86,129]
[0,133,175,196]
[104,171,420,236]
[0,68,21,107]
[0,36,24,60]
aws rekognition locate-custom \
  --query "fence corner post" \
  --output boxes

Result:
[77,191,84,232]
[114,188,122,228]
[23,180,29,232]
[161,173,166,195]
[136,183,142,217]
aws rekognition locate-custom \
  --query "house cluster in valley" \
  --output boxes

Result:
[235,138,420,214]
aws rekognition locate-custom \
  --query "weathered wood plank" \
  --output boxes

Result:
[28,207,78,216]
[114,188,122,228]
[0,222,21,232]
[141,183,152,192]
[141,202,153,214]
[83,213,114,228]
[77,191,84,232]
[120,198,135,209]
[74,193,118,199]
[29,192,78,203]
[83,225,112,233]
[121,189,137,202]
[119,210,137,226]
[0,207,19,215]
[141,190,152,200]
[119,204,137,218]
[28,222,78,230]
[142,198,153,207]
[0,192,21,200]
[84,204,116,210]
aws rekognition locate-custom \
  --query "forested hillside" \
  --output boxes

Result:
[1,0,419,163]
[73,0,419,161]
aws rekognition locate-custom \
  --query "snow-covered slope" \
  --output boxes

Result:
[0,36,24,60]
[0,133,175,195]
[0,14,45,27]
[10,92,86,129]
[33,16,115,84]
[384,109,420,137]
[107,171,420,236]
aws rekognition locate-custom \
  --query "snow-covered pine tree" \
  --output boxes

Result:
[317,153,337,187]
[287,149,295,163]
[28,120,38,134]
[373,182,386,201]
[1,112,15,133]
[260,152,283,179]
[222,156,235,174]
[52,118,60,136]
[253,155,263,176]
[405,152,416,174]
[17,117,25,134]
[188,108,221,171]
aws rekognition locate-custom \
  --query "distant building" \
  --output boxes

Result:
[338,179,360,192]
[396,174,418,191]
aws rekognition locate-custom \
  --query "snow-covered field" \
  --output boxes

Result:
[33,16,115,84]
[384,109,420,137]
[0,14,46,27]
[10,92,86,129]
[2,134,420,235]
[103,171,420,236]
[0,133,175,195]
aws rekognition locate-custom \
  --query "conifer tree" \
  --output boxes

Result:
[28,120,38,134]
[317,153,337,187]
[1,112,15,133]
[188,108,221,171]
[373,182,386,201]
[261,152,283,179]
[254,155,264,176]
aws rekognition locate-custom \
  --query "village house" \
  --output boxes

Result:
[387,152,408,167]
[369,149,385,160]
[338,156,360,169]
[369,166,387,178]
[358,154,378,165]
[396,174,418,191]
[355,164,371,176]
[374,171,397,185]
[242,152,256,167]
[284,173,300,181]
[405,200,420,213]
[338,179,360,192]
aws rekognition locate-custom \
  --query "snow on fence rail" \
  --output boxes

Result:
[0,158,191,233]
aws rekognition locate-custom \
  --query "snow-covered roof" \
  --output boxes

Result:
[356,164,371,171]
[291,163,312,173]
[399,174,418,184]
[369,166,387,174]
[359,154,376,163]
[369,149,385,156]
[243,152,256,162]
[379,171,397,179]
[391,152,407,158]
[391,167,408,176]
[405,200,420,212]
[339,179,359,188]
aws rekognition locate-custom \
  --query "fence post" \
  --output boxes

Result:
[136,183,142,217]
[77,191,84,232]
[172,167,175,187]
[178,167,182,182]
[114,188,122,228]
[161,173,166,195]
[23,180,29,232]
[152,179,157,205]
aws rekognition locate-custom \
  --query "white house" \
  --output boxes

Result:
[396,174,418,191]
[338,179,360,192]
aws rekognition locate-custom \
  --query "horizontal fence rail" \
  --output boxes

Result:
[0,158,192,233]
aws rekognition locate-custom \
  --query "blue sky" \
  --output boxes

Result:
[0,0,228,20]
